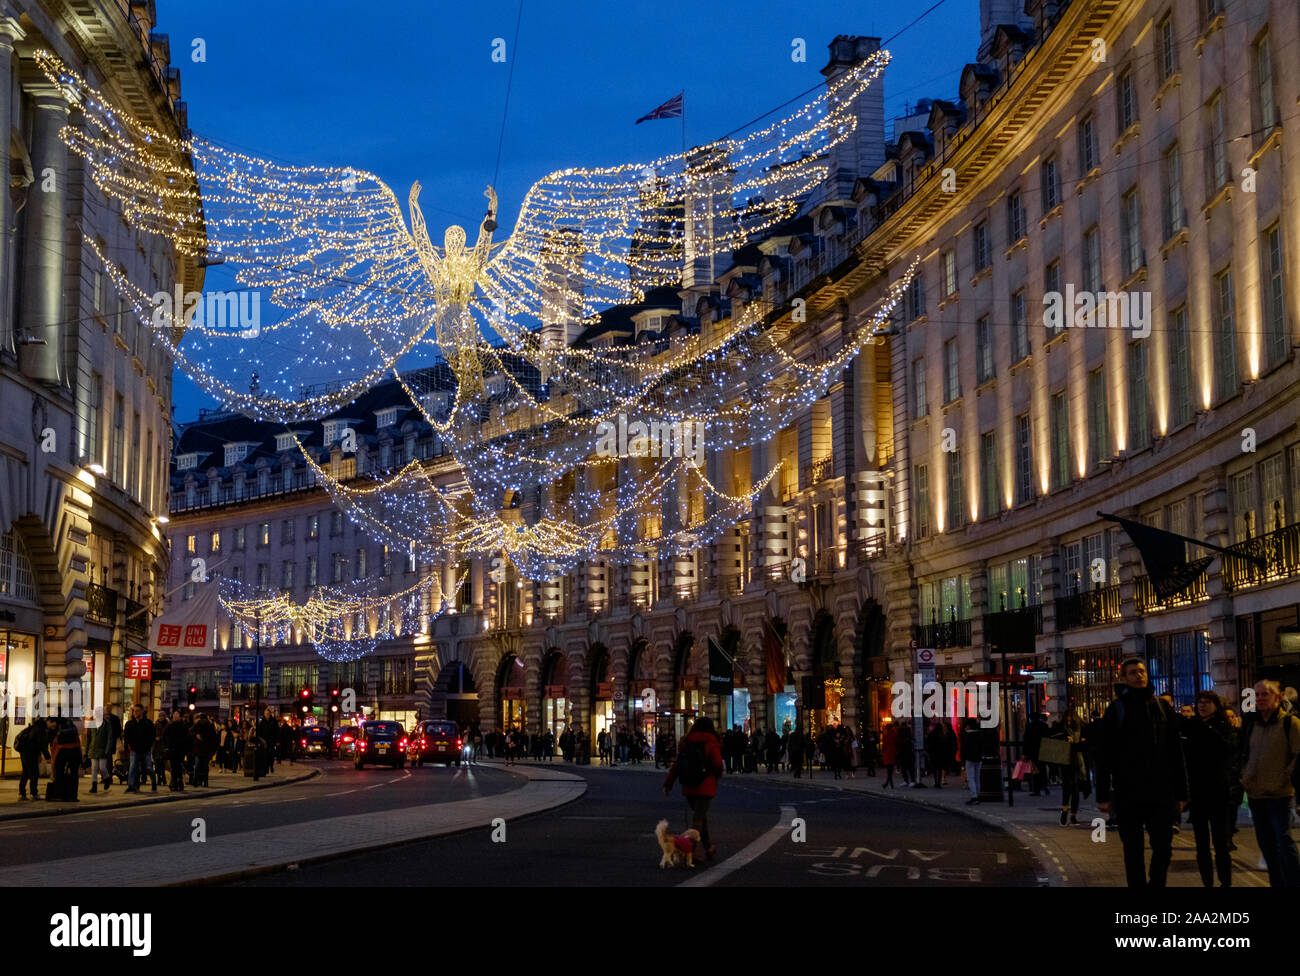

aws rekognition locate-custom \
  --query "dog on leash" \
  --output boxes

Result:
[655,819,701,868]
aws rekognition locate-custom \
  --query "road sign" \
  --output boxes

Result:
[915,647,936,667]
[231,655,264,683]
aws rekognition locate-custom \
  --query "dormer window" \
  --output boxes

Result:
[223,442,255,467]
[177,453,200,471]
[322,420,341,444]
[375,407,399,429]
[275,432,307,453]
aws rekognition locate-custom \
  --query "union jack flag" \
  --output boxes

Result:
[636,92,683,124]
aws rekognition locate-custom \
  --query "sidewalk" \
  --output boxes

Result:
[0,761,319,822]
[1,762,585,886]
[505,754,1275,887]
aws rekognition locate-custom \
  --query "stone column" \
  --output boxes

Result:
[0,9,22,357]
[18,84,66,383]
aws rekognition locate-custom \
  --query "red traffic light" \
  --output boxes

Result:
[300,687,311,698]
[189,686,198,695]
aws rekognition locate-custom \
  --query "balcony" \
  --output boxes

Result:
[854,532,887,561]
[674,583,698,603]
[122,597,149,638]
[1223,522,1300,593]
[1134,572,1207,613]
[815,546,844,577]
[803,456,834,487]
[914,618,972,649]
[765,560,790,583]
[1054,584,1121,632]
[86,583,118,626]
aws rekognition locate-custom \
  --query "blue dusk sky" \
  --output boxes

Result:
[160,0,980,421]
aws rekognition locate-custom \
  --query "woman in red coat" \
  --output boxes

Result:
[880,722,899,789]
[663,716,725,861]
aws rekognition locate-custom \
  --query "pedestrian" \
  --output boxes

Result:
[86,705,120,794]
[787,726,806,778]
[163,710,188,792]
[960,718,983,805]
[278,718,296,765]
[897,722,917,786]
[1055,713,1085,826]
[1238,679,1300,887]
[191,714,217,787]
[151,712,167,788]
[1094,657,1188,888]
[49,717,83,801]
[863,727,879,776]
[662,716,724,863]
[881,722,898,788]
[925,720,950,788]
[1184,690,1237,887]
[764,727,780,773]
[846,728,859,779]
[123,704,156,793]
[1023,712,1049,796]
[14,716,50,800]
[257,709,278,774]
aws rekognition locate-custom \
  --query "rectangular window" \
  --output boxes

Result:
[1292,445,1300,530]
[355,547,367,579]
[942,251,957,297]
[1007,191,1025,243]
[1157,13,1176,82]
[88,372,102,465]
[1263,225,1287,366]
[209,530,220,554]
[1082,226,1101,293]
[332,554,346,584]
[976,316,994,383]
[973,222,989,271]
[980,431,998,518]
[1015,414,1033,504]
[1255,31,1275,131]
[1044,261,1063,338]
[1041,156,1060,213]
[913,359,928,418]
[914,464,930,540]
[1209,93,1227,190]
[307,515,318,540]
[1261,453,1286,533]
[186,534,196,555]
[1050,392,1070,489]
[946,450,963,530]
[307,555,318,587]
[906,275,925,321]
[1117,67,1137,131]
[1169,306,1192,429]
[1128,341,1151,451]
[943,338,960,403]
[1231,470,1256,542]
[1088,367,1110,467]
[1120,187,1142,278]
[1162,144,1184,240]
[281,561,294,589]
[1214,270,1237,401]
[330,511,344,537]
[1062,540,1082,594]
[281,519,294,544]
[1078,114,1098,174]
[256,563,269,589]
[112,395,125,486]
[258,522,270,547]
[1011,290,1029,362]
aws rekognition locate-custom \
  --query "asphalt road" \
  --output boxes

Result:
[232,763,1042,887]
[0,759,518,869]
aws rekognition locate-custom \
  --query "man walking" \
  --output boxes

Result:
[123,704,156,793]
[960,718,983,805]
[1238,679,1300,887]
[14,716,50,800]
[87,704,120,794]
[1095,658,1188,887]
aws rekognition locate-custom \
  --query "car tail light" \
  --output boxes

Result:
[300,738,307,746]
[342,735,352,743]
[457,739,463,748]
[399,738,407,749]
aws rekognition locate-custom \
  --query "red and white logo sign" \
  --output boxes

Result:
[127,655,152,680]
[915,647,936,667]
[156,624,182,648]
[183,625,208,648]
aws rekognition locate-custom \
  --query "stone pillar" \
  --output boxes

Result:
[18,84,66,383]
[1200,472,1238,693]
[0,9,22,357]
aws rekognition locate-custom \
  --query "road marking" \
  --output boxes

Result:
[562,816,625,820]
[679,804,796,888]
[324,790,357,797]
[363,783,385,791]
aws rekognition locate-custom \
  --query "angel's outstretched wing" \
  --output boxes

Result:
[38,52,434,340]
[479,49,889,333]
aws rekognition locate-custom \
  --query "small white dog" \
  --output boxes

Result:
[655,818,701,869]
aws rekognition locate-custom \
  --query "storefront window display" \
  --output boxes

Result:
[500,689,525,734]
[1,632,38,768]
[772,685,797,734]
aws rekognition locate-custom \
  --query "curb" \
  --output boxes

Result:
[174,763,586,887]
[0,767,321,823]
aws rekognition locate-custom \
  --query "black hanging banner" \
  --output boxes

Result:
[1098,511,1242,601]
[708,636,734,697]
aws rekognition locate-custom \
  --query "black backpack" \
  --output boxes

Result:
[677,738,711,788]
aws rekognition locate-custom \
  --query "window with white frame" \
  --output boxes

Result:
[943,339,960,402]
[976,316,994,383]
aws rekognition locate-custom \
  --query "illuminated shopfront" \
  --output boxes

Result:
[589,646,613,745]
[0,631,38,770]
[541,650,569,738]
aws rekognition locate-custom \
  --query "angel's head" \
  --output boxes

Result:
[444,225,467,254]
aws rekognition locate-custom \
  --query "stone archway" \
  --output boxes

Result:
[495,652,526,735]
[540,649,570,739]
[432,659,479,730]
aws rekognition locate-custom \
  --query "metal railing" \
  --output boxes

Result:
[1134,572,1207,613]
[1223,522,1300,592]
[803,456,835,487]
[1055,584,1121,631]
[914,618,972,649]
[122,597,148,638]
[86,583,118,625]
[983,603,1044,636]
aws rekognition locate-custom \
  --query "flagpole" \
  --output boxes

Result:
[1097,512,1264,565]
[680,89,686,154]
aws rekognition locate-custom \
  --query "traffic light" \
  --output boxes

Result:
[299,686,312,715]
[329,687,340,714]
[187,685,197,710]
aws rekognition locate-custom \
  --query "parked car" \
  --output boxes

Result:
[333,725,361,759]
[408,720,462,766]
[354,721,406,770]
[301,725,333,757]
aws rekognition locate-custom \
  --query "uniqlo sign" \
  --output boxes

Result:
[156,624,182,648]
[127,655,152,680]
[183,625,208,648]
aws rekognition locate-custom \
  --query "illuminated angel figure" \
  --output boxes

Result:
[40,48,905,573]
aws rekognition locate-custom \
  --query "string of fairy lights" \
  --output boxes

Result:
[39,47,910,637]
